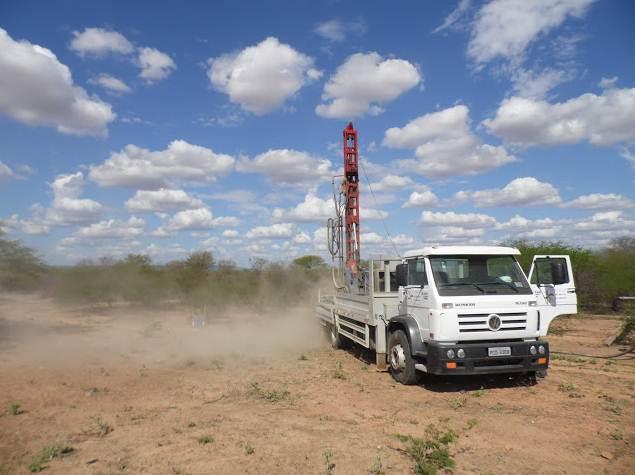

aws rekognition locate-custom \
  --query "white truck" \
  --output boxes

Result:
[317,246,577,384]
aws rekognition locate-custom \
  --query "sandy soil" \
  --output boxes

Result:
[0,293,633,474]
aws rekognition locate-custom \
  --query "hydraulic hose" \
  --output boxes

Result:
[551,346,634,359]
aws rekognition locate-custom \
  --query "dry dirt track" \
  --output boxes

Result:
[0,293,633,474]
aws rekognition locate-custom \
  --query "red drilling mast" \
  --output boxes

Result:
[343,122,361,276]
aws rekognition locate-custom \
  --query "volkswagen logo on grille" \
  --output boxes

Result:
[488,314,502,331]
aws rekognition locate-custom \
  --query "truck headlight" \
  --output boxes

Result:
[538,345,545,355]
[457,349,465,358]
[529,345,537,355]
[528,301,537,307]
[442,303,453,309]
[446,349,455,359]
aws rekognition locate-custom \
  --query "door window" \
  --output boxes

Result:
[531,258,569,285]
[407,259,427,286]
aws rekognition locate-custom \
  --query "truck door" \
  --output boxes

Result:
[528,255,577,336]
[404,258,430,338]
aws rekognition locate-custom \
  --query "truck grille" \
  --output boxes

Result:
[457,312,527,333]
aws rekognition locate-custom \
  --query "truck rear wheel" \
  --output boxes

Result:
[388,330,420,385]
[326,324,350,350]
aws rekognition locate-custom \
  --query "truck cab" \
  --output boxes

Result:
[389,246,576,382]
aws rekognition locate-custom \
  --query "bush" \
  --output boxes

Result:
[45,251,328,310]
[2,231,628,312]
[292,255,326,270]
[0,230,45,290]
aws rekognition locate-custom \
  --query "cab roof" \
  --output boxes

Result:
[403,245,521,258]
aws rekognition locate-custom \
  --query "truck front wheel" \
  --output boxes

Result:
[388,330,420,385]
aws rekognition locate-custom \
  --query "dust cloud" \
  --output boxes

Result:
[0,293,326,369]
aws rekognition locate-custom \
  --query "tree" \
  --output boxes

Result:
[0,230,45,290]
[608,236,635,251]
[292,255,326,270]
[124,254,153,269]
[176,251,214,294]
[249,257,268,271]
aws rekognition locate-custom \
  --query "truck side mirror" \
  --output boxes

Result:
[396,264,407,287]
[551,260,568,285]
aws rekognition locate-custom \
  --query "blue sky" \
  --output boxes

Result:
[0,0,634,265]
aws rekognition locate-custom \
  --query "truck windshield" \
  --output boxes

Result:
[429,255,532,296]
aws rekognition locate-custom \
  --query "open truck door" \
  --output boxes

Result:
[528,255,577,336]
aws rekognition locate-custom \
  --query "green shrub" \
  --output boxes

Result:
[0,230,45,290]
[394,424,458,475]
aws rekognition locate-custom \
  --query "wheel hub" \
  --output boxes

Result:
[390,344,406,371]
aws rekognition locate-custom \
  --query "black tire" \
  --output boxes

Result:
[521,371,538,385]
[326,323,351,350]
[388,329,420,385]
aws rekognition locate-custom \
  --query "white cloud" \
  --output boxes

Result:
[0,28,115,136]
[272,192,332,223]
[496,215,561,240]
[207,37,320,115]
[1,213,50,235]
[420,210,497,228]
[246,223,295,239]
[561,193,634,210]
[598,76,618,89]
[0,161,16,180]
[46,172,104,226]
[315,52,421,119]
[89,73,131,94]
[313,18,366,42]
[137,47,176,82]
[361,208,389,220]
[385,105,516,177]
[164,207,239,231]
[484,87,635,147]
[47,197,103,226]
[70,28,175,84]
[403,190,440,208]
[572,211,635,232]
[497,214,558,231]
[620,147,635,168]
[211,216,240,227]
[432,0,472,34]
[272,192,389,223]
[359,159,391,179]
[209,190,255,203]
[496,211,635,247]
[368,175,418,192]
[90,140,235,189]
[510,67,571,99]
[467,0,596,66]
[360,231,384,245]
[15,164,35,176]
[77,217,144,239]
[125,188,204,212]
[70,27,134,56]
[222,229,240,238]
[236,149,333,185]
[292,231,312,244]
[454,177,561,207]
[434,226,485,240]
[19,218,50,235]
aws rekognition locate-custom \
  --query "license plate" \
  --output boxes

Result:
[488,346,511,357]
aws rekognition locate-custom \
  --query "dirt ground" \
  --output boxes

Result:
[0,293,633,474]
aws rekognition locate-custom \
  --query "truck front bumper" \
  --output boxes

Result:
[424,340,549,375]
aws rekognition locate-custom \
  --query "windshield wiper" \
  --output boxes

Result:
[476,281,519,293]
[439,282,486,293]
